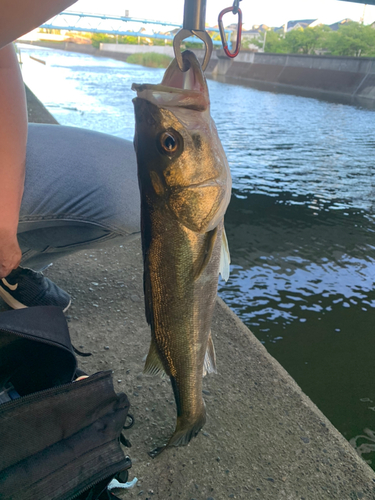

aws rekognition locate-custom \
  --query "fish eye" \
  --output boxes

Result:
[157,130,182,156]
[161,133,176,152]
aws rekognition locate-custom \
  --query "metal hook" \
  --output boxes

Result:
[173,0,212,72]
[173,28,213,72]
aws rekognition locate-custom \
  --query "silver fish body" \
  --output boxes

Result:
[132,51,231,456]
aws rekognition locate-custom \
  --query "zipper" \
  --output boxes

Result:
[0,326,76,357]
[0,370,111,411]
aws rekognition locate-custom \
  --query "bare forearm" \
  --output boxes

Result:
[0,44,27,276]
[0,44,27,233]
[0,0,77,50]
[0,0,78,277]
[0,0,78,228]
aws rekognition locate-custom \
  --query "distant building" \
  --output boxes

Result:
[286,19,317,31]
[273,19,317,32]
[226,23,269,52]
[328,19,352,31]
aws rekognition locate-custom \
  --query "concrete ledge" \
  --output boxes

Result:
[25,85,58,124]
[36,242,375,499]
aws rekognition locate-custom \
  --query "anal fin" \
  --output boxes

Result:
[144,338,166,377]
[219,226,231,282]
[203,331,217,376]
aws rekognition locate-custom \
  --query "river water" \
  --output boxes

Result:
[19,44,375,467]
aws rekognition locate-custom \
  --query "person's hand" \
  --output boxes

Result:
[0,229,22,278]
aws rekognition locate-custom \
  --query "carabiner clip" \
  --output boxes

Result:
[218,5,242,58]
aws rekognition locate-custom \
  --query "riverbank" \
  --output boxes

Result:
[126,52,172,68]
[11,85,375,498]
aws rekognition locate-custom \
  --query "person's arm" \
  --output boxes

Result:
[0,0,77,50]
[0,44,27,278]
[0,1,78,277]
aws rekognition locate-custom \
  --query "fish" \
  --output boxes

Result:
[132,50,231,457]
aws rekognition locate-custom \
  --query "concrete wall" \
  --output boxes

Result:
[208,51,375,102]
[20,40,100,55]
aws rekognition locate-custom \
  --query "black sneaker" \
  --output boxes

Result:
[0,267,71,312]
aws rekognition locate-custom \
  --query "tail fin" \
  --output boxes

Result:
[149,410,206,458]
[168,410,207,447]
[149,376,206,458]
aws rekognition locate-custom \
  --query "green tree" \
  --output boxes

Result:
[285,25,331,54]
[325,22,375,57]
[263,30,288,53]
[119,35,139,45]
[90,33,114,48]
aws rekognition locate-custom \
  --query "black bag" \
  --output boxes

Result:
[0,306,133,500]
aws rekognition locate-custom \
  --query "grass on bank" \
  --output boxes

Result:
[126,52,172,68]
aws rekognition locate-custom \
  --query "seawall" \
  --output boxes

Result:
[206,51,375,105]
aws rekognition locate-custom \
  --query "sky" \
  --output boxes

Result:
[66,0,375,28]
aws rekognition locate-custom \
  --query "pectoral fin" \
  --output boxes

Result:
[193,227,218,281]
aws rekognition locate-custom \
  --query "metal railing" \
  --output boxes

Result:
[40,12,232,50]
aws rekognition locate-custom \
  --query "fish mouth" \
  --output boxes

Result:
[132,50,209,111]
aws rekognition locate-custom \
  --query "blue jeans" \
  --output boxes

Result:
[18,124,140,270]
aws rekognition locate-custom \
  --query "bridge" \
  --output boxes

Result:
[40,12,232,49]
